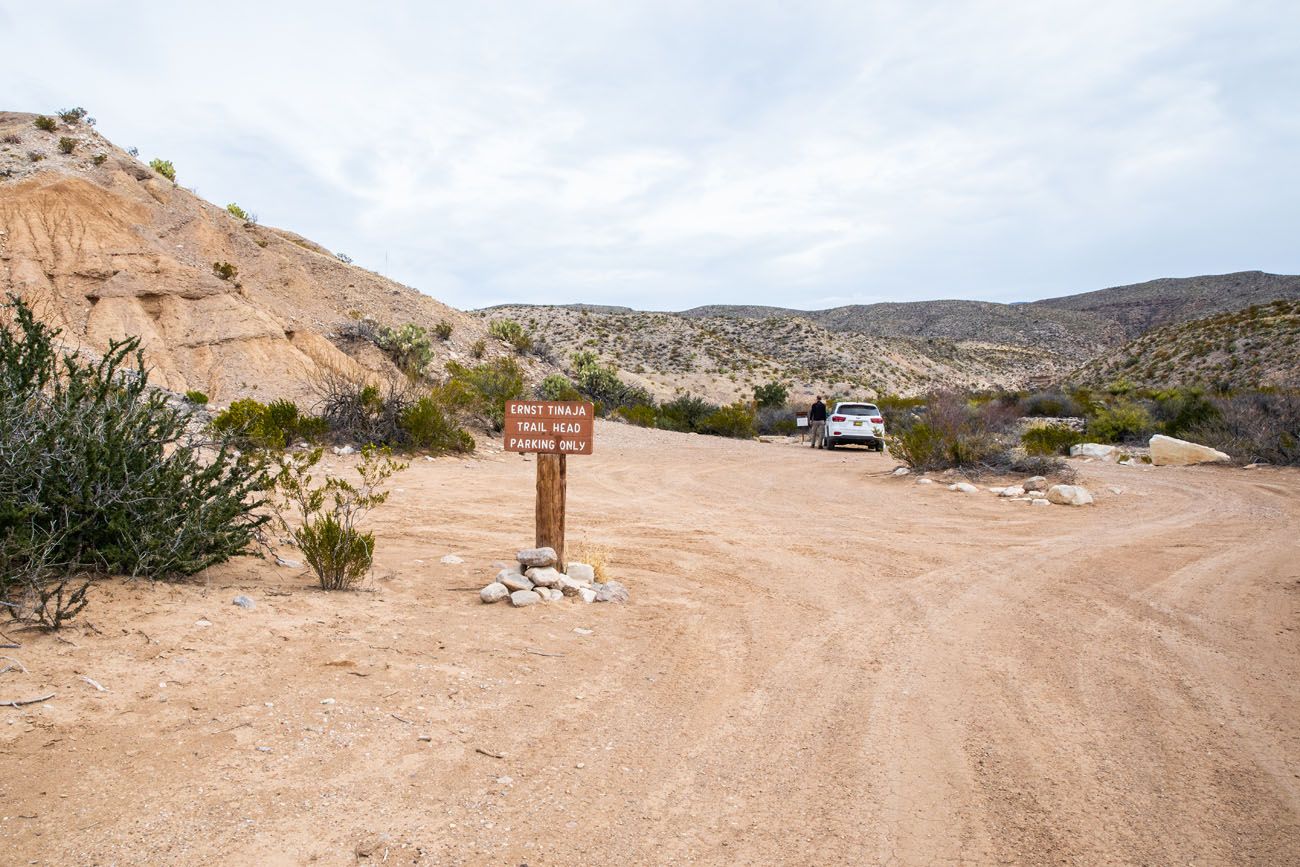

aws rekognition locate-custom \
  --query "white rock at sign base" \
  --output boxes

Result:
[517,547,558,568]
[480,583,509,604]
[557,576,586,596]
[566,562,596,584]
[594,580,630,603]
[498,570,533,592]
[1070,443,1118,461]
[577,587,597,603]
[1047,484,1094,506]
[509,589,542,607]
[526,566,563,588]
[1149,434,1230,466]
[949,482,978,494]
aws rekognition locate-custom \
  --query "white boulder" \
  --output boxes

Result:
[915,478,935,486]
[566,562,596,584]
[498,570,533,592]
[948,482,978,494]
[509,589,542,607]
[526,566,562,588]
[1022,476,1048,492]
[1031,498,1050,507]
[1149,434,1230,466]
[1046,484,1094,506]
[999,486,1026,498]
[480,583,509,604]
[517,547,558,568]
[577,587,597,603]
[1070,443,1119,461]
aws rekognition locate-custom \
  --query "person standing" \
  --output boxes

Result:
[808,396,827,448]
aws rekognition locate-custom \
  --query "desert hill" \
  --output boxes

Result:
[1072,297,1300,391]
[1031,271,1300,338]
[0,111,528,405]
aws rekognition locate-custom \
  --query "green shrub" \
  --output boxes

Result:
[470,338,486,359]
[657,393,716,432]
[0,295,270,625]
[399,396,475,453]
[1152,388,1220,437]
[91,153,107,166]
[225,203,256,223]
[570,351,652,412]
[488,319,532,354]
[885,391,1014,472]
[211,398,326,449]
[433,319,453,341]
[699,401,756,438]
[149,158,176,181]
[618,404,656,427]
[57,107,87,124]
[444,357,526,431]
[274,446,406,590]
[184,389,209,405]
[1086,401,1153,443]
[375,323,434,375]
[33,115,56,132]
[212,261,237,281]
[539,374,582,401]
[753,381,788,408]
[58,137,76,154]
[1021,424,1083,456]
[1020,390,1082,418]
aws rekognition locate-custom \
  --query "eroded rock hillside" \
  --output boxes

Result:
[0,111,524,405]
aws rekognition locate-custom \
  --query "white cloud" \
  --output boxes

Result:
[3,0,1297,309]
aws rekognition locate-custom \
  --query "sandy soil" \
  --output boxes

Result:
[2,421,1298,865]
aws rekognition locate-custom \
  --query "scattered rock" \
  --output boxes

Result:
[988,486,1006,495]
[539,587,564,602]
[517,547,558,568]
[578,587,597,603]
[498,570,533,592]
[1046,484,1094,506]
[949,482,978,494]
[526,566,562,588]
[231,595,256,610]
[557,576,587,596]
[574,627,593,635]
[999,486,1025,498]
[1031,498,1050,507]
[1022,476,1048,492]
[1026,490,1048,500]
[274,557,301,569]
[1149,434,1230,466]
[509,589,542,607]
[594,580,630,603]
[479,582,509,604]
[331,444,356,456]
[1070,443,1119,461]
[566,562,596,584]
[1109,486,1124,495]
[194,619,212,628]
[915,478,934,485]
[891,467,910,476]
[439,554,464,565]
[321,698,335,705]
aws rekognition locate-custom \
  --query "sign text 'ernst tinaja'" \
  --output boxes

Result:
[503,401,594,455]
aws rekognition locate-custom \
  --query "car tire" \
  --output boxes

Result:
[824,439,835,450]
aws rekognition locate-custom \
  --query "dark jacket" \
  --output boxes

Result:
[809,400,827,422]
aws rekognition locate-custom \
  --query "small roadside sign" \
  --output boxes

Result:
[503,400,596,570]
[503,400,594,455]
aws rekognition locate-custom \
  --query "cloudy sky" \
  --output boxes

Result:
[3,1,1298,310]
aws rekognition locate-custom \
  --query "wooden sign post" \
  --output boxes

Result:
[503,400,595,571]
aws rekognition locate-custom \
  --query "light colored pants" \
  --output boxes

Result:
[809,420,826,448]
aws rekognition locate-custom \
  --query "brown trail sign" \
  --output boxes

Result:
[503,401,595,570]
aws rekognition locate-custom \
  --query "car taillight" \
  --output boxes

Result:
[871,417,883,423]
[831,415,846,422]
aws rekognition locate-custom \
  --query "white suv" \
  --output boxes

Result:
[822,402,886,451]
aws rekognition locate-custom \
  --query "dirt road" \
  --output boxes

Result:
[3,422,1298,864]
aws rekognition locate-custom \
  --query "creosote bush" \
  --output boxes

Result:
[33,115,56,132]
[211,398,327,450]
[212,261,237,281]
[443,357,526,430]
[57,107,88,124]
[58,137,76,154]
[1021,423,1083,456]
[274,446,407,591]
[225,202,257,223]
[0,295,270,626]
[184,389,209,405]
[433,319,453,341]
[698,401,756,439]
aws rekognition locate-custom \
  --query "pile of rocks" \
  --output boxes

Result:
[928,474,1095,507]
[479,547,630,608]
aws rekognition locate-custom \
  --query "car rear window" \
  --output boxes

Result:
[836,404,879,416]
